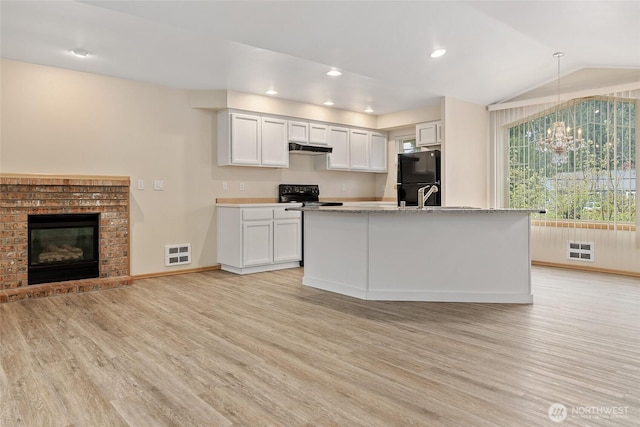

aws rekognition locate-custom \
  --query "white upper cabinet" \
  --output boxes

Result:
[326,126,350,170]
[369,132,387,172]
[349,129,370,170]
[416,121,442,146]
[309,122,329,145]
[316,127,387,173]
[261,116,289,167]
[219,109,386,172]
[287,121,309,143]
[218,110,288,167]
[229,113,261,165]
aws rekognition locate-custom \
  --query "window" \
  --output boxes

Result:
[508,96,636,225]
[399,137,417,153]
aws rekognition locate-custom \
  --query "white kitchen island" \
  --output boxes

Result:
[289,206,542,303]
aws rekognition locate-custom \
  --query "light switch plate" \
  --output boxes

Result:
[137,179,145,190]
[153,180,164,191]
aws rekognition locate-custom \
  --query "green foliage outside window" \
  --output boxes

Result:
[508,97,636,223]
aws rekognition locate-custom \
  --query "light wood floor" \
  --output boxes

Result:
[1,267,638,426]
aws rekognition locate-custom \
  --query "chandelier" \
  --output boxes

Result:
[536,52,583,163]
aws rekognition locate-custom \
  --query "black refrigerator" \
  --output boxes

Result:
[397,150,441,206]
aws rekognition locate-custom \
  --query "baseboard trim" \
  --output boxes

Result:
[532,261,640,278]
[132,262,639,281]
[132,265,221,281]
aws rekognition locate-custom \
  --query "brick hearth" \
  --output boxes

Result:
[0,174,132,303]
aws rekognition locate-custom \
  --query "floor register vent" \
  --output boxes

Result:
[165,243,192,266]
[567,241,594,262]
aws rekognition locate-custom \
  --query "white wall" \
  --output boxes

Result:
[531,226,638,273]
[190,90,378,129]
[376,105,440,130]
[442,97,489,207]
[0,59,379,275]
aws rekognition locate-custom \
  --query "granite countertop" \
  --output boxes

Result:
[215,199,393,207]
[286,206,545,214]
[216,202,300,208]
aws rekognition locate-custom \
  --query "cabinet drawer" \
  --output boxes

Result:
[274,208,301,219]
[242,208,273,221]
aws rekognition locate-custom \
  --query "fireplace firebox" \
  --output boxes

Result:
[28,213,100,285]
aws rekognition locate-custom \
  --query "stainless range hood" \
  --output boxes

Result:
[288,142,332,154]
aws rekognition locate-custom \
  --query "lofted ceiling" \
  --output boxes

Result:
[1,1,639,115]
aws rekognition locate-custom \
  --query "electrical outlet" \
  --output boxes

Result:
[222,181,228,191]
[341,183,347,192]
[239,182,245,191]
[137,179,145,190]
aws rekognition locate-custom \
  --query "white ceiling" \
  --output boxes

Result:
[1,1,639,115]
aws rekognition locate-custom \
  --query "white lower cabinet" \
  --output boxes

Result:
[242,220,273,266]
[273,219,302,262]
[217,205,301,274]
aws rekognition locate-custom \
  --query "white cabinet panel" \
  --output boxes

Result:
[242,208,273,221]
[327,126,350,169]
[309,122,329,145]
[274,207,301,219]
[288,121,309,143]
[261,117,289,167]
[369,132,387,172]
[416,121,442,146]
[242,221,273,266]
[230,113,261,165]
[274,219,301,262]
[349,129,370,170]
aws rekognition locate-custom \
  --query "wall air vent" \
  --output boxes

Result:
[567,241,594,262]
[165,243,191,266]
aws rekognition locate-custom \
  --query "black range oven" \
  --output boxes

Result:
[278,184,343,266]
[278,184,343,207]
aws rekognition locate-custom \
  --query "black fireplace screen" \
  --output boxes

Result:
[28,213,100,285]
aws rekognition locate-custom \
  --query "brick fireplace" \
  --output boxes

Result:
[0,174,132,303]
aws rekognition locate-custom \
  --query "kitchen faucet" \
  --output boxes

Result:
[417,185,439,208]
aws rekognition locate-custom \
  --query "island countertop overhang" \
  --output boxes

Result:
[286,206,545,214]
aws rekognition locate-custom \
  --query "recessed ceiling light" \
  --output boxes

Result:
[429,48,447,58]
[364,107,374,113]
[265,89,278,95]
[68,48,91,58]
[323,101,335,106]
[326,69,342,77]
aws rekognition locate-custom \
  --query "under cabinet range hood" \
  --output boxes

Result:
[288,142,332,154]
